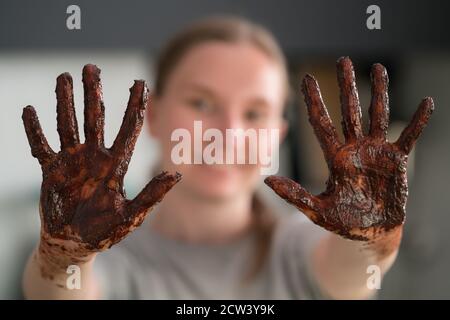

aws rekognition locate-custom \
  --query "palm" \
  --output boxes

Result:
[22,65,180,251]
[320,139,407,240]
[265,57,434,241]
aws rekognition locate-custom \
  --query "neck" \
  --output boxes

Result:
[150,186,254,244]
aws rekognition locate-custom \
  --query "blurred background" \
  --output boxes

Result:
[1,0,449,299]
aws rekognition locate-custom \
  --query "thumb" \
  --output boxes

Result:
[264,176,321,224]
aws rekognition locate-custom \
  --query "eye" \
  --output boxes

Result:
[188,97,214,113]
[245,109,266,122]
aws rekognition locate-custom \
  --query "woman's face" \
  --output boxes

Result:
[149,41,287,201]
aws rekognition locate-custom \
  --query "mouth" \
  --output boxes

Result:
[198,163,239,174]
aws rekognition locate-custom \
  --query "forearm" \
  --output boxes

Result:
[22,242,100,300]
[311,227,402,300]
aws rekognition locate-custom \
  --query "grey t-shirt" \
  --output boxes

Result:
[94,210,328,299]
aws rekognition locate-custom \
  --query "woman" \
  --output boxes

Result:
[21,16,433,299]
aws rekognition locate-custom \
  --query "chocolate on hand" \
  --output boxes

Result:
[22,65,181,257]
[265,57,434,242]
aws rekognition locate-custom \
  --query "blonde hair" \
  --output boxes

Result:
[154,15,290,103]
[153,15,285,281]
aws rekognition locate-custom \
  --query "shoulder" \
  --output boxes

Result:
[93,221,156,299]
[100,218,157,265]
[272,211,327,254]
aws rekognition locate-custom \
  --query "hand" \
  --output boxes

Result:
[265,57,434,242]
[22,65,181,266]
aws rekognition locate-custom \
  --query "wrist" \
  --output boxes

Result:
[362,226,403,260]
[37,235,96,279]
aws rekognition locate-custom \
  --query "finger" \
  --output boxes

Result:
[369,63,389,139]
[395,97,434,154]
[82,64,105,148]
[110,80,149,178]
[336,56,363,142]
[22,106,56,166]
[127,171,182,218]
[264,176,321,223]
[56,72,80,149]
[302,74,341,165]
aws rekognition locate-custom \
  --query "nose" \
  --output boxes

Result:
[212,106,256,165]
[216,107,245,133]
